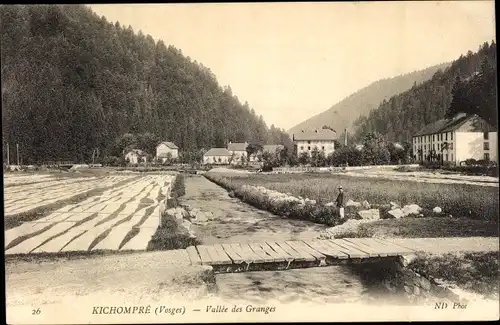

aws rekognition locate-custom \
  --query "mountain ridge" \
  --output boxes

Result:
[287,62,451,135]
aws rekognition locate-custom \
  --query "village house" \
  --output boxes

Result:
[124,149,147,164]
[156,141,179,163]
[203,148,232,165]
[227,141,248,164]
[412,113,498,164]
[292,129,337,157]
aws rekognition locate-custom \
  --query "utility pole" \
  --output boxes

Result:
[6,143,9,166]
[344,128,348,146]
[16,143,19,166]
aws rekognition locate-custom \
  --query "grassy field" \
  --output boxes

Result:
[336,217,499,238]
[211,173,499,221]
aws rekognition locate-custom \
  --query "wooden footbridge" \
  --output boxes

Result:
[186,238,418,273]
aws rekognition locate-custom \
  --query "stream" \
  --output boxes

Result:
[180,175,401,305]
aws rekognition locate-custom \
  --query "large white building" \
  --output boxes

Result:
[156,141,179,162]
[203,148,232,165]
[412,113,497,164]
[227,142,248,165]
[292,129,337,157]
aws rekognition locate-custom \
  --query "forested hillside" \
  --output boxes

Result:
[1,5,291,164]
[287,62,450,136]
[353,42,497,143]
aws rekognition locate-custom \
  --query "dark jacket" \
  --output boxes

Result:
[336,192,345,208]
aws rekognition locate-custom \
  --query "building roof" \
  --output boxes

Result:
[227,142,248,151]
[157,141,179,149]
[204,148,232,156]
[126,149,146,156]
[413,113,495,137]
[293,129,337,141]
[262,144,284,153]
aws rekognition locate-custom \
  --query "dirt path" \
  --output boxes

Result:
[181,175,327,245]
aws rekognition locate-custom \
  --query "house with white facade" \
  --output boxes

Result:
[227,142,248,165]
[203,148,232,165]
[412,113,497,164]
[124,149,147,164]
[156,141,179,163]
[292,129,337,156]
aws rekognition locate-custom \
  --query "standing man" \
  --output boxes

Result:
[336,185,345,219]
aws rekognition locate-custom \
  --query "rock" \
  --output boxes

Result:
[414,286,421,295]
[404,285,412,294]
[346,199,361,208]
[390,201,400,209]
[182,219,192,230]
[361,200,371,209]
[357,209,380,220]
[205,211,215,221]
[402,204,422,216]
[388,208,405,219]
[325,202,335,207]
[417,276,432,291]
[228,191,235,198]
[399,254,417,267]
[433,207,442,213]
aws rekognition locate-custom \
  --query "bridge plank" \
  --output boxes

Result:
[336,239,378,257]
[186,246,202,265]
[275,241,306,261]
[293,240,327,261]
[238,243,265,263]
[213,244,234,264]
[326,240,369,258]
[203,245,231,265]
[228,243,254,263]
[221,243,244,264]
[196,245,213,265]
[284,241,317,262]
[265,242,295,262]
[342,238,384,257]
[249,243,278,262]
[304,240,349,259]
[353,238,401,256]
[258,243,286,262]
[350,238,398,256]
[372,238,417,255]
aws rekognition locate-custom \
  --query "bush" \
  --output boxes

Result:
[210,173,499,221]
[147,213,200,250]
[204,172,342,226]
[167,174,186,208]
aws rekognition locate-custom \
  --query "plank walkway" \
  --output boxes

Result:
[186,238,427,273]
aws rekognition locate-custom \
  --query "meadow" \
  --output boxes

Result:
[210,173,499,221]
[204,172,499,238]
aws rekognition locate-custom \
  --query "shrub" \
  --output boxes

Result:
[208,173,499,221]
[167,174,186,208]
[204,173,343,226]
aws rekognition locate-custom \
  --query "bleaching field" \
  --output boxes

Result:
[4,173,175,254]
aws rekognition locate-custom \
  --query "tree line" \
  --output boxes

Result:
[1,5,292,165]
[352,41,497,143]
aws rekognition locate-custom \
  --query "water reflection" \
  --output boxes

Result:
[216,266,378,305]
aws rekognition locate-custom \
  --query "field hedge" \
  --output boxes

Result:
[205,173,343,226]
[205,172,499,221]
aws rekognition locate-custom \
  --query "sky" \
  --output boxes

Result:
[89,1,496,131]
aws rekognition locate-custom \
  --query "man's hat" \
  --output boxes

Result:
[338,185,343,189]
